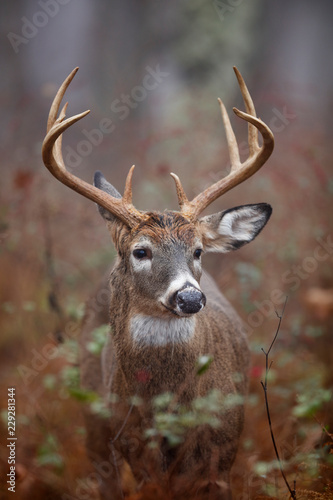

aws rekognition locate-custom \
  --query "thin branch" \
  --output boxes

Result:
[108,404,135,500]
[260,297,297,499]
[314,415,333,441]
[112,403,134,443]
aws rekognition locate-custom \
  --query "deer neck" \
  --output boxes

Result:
[108,268,199,397]
[129,314,196,347]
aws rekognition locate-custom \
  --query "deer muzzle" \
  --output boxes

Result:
[172,285,206,315]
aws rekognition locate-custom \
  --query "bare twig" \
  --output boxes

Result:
[314,415,333,441]
[260,297,297,499]
[112,403,134,443]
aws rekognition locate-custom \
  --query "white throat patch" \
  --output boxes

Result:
[130,315,196,347]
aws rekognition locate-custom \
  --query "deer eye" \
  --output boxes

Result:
[194,248,203,259]
[133,248,152,260]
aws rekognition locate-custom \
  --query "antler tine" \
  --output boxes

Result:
[217,97,240,172]
[177,67,274,219]
[123,165,135,204]
[170,172,189,209]
[42,69,144,228]
[47,67,79,133]
[233,66,258,156]
[52,102,68,168]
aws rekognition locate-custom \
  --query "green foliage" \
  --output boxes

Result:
[56,337,114,418]
[254,458,285,476]
[58,339,78,364]
[43,373,57,390]
[22,300,36,312]
[61,365,80,390]
[152,392,174,412]
[67,387,98,403]
[304,325,324,338]
[293,388,332,418]
[37,433,64,471]
[65,299,85,321]
[196,354,213,375]
[86,324,109,355]
[2,301,15,314]
[128,395,143,407]
[90,398,112,419]
[146,388,243,448]
[255,448,322,489]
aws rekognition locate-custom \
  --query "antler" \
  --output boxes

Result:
[170,67,274,219]
[42,67,145,227]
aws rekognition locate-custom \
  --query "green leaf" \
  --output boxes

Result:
[152,392,174,411]
[22,301,36,312]
[61,365,80,389]
[196,355,213,375]
[90,399,112,418]
[43,374,57,390]
[128,395,143,406]
[293,388,332,418]
[68,387,98,403]
[37,434,64,470]
[86,324,109,355]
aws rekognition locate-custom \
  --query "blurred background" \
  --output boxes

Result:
[1,0,333,498]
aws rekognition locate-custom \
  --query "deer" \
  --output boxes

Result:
[42,67,274,499]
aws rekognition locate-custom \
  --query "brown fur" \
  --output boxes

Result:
[80,211,251,500]
[42,67,273,499]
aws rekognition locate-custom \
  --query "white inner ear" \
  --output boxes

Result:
[218,207,263,242]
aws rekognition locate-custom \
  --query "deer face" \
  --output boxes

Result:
[129,212,206,317]
[95,172,272,319]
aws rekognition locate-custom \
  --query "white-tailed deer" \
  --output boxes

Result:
[42,67,274,499]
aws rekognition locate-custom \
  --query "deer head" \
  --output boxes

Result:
[42,67,274,321]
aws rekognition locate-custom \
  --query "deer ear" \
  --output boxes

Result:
[94,171,122,222]
[199,203,272,253]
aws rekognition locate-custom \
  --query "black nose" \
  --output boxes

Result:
[174,287,206,314]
